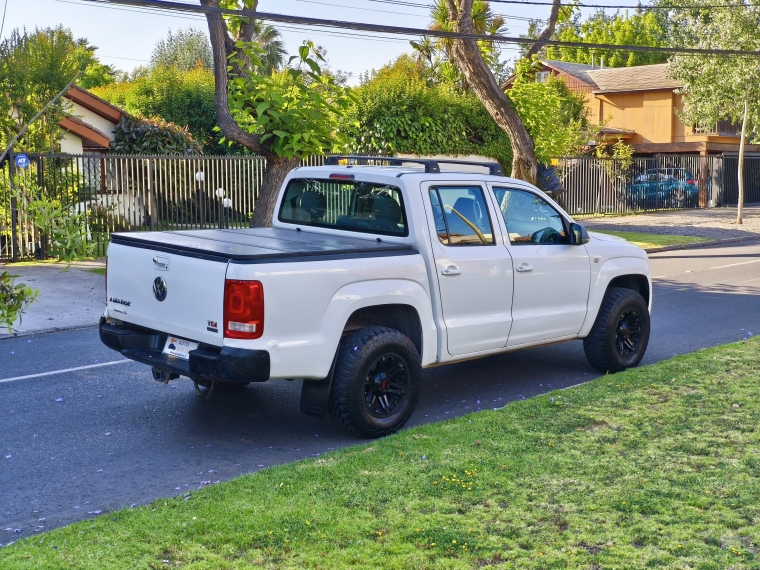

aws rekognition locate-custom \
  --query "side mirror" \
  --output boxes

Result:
[569,223,590,245]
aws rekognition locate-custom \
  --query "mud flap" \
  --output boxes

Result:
[299,348,339,419]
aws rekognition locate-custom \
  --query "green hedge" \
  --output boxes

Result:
[338,57,512,168]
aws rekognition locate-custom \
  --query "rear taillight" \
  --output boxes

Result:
[224,280,264,339]
[686,180,696,185]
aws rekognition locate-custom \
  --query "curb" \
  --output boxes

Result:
[644,235,760,254]
[0,323,99,341]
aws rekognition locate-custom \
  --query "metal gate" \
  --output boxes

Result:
[555,154,760,217]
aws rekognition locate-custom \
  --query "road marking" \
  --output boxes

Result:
[710,259,760,270]
[0,360,132,384]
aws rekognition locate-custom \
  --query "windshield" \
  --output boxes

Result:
[278,178,408,237]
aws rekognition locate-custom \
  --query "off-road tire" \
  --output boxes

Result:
[583,287,650,373]
[329,327,421,438]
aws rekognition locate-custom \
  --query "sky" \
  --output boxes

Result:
[0,0,640,83]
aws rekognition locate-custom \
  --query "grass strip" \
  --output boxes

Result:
[592,230,711,250]
[2,338,760,569]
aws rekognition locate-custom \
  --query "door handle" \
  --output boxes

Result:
[516,263,533,273]
[441,265,462,276]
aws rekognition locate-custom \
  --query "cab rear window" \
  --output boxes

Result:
[278,178,408,237]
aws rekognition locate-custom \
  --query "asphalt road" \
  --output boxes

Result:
[2,240,759,544]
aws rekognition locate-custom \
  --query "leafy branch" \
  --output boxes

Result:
[0,271,38,332]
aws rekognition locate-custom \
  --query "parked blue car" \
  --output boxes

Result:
[628,168,700,209]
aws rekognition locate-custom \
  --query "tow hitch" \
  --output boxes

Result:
[152,367,180,384]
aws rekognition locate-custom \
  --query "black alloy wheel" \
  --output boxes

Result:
[330,326,421,438]
[363,354,409,417]
[616,309,643,358]
[583,287,650,373]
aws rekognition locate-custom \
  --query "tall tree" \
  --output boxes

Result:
[668,0,760,224]
[248,20,287,74]
[0,27,115,153]
[151,28,215,71]
[543,8,671,67]
[440,0,562,184]
[201,0,352,226]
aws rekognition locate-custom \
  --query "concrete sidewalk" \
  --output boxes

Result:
[582,204,760,240]
[0,260,106,339]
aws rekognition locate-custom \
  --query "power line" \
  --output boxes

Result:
[0,0,9,41]
[58,0,426,47]
[292,0,427,17]
[370,0,756,9]
[91,0,760,56]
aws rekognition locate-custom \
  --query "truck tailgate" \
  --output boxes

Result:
[106,228,415,349]
[106,241,227,347]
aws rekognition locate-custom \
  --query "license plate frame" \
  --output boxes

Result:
[162,335,199,360]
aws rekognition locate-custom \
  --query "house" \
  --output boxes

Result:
[59,85,126,154]
[503,60,760,157]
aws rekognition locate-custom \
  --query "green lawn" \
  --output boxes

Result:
[87,268,106,276]
[3,338,760,569]
[592,230,711,250]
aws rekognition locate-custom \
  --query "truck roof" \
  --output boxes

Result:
[291,165,529,186]
[292,155,527,185]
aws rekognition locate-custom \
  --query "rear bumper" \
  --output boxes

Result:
[99,319,270,383]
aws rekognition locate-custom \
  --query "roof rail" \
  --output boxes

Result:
[324,155,504,176]
[325,155,440,173]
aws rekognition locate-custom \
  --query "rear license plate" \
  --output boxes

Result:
[162,336,199,360]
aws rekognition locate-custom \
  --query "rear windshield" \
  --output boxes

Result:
[278,178,408,237]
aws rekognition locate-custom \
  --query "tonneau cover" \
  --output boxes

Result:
[110,228,414,262]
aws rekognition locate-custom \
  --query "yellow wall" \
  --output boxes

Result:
[579,87,743,152]
[589,89,681,144]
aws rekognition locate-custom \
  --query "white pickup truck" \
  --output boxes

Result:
[101,157,651,438]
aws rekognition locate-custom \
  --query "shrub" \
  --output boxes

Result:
[111,115,203,156]
[0,271,38,332]
[93,66,235,155]
[338,56,513,168]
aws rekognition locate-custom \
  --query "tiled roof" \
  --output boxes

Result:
[542,60,597,87]
[586,63,683,93]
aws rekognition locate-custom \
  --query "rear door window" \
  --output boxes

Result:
[278,178,408,237]
[429,186,495,246]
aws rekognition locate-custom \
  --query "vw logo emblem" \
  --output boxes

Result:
[153,277,168,302]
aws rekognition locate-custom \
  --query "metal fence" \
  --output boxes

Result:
[555,154,760,217]
[1,153,325,261]
[3,152,760,261]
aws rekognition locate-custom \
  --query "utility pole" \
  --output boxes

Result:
[8,149,18,262]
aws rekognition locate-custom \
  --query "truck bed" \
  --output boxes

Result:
[110,228,415,263]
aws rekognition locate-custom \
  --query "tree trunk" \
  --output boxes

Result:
[523,0,562,60]
[251,156,301,228]
[445,0,538,184]
[737,95,749,225]
[201,0,301,228]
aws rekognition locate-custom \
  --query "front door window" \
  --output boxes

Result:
[493,187,567,245]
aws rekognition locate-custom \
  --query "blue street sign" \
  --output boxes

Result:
[15,154,30,169]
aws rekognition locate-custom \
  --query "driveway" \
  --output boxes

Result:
[1,240,759,544]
